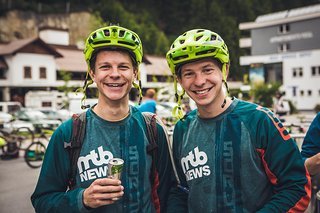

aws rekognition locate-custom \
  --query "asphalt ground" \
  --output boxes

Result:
[0,156,40,213]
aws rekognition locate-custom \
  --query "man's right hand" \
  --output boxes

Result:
[83,178,124,209]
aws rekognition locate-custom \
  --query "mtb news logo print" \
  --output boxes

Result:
[77,146,113,182]
[181,146,211,181]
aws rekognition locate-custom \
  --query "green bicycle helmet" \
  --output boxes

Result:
[84,25,143,68]
[166,29,229,76]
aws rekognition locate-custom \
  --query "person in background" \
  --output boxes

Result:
[273,90,290,119]
[138,88,157,113]
[165,28,311,212]
[31,25,173,213]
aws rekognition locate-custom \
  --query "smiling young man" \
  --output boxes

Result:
[166,29,311,212]
[31,25,173,213]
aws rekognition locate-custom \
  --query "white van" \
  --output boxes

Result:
[0,102,22,114]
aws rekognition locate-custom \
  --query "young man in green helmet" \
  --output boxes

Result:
[31,25,173,212]
[165,29,311,212]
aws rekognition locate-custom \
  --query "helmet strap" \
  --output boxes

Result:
[173,78,185,120]
[132,80,143,105]
[76,72,93,109]
[221,64,229,108]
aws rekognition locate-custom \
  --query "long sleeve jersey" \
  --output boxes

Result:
[301,112,320,159]
[31,106,173,213]
[167,98,310,213]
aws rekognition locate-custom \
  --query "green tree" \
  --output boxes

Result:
[250,82,280,108]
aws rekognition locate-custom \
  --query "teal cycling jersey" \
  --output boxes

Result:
[167,98,310,213]
[31,106,173,213]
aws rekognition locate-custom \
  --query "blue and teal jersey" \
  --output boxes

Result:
[138,100,157,113]
[31,106,173,213]
[301,112,320,160]
[168,98,310,213]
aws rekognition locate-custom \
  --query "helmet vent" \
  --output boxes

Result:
[210,35,216,41]
[118,40,135,47]
[131,35,136,41]
[119,30,125,37]
[173,55,188,61]
[93,40,111,45]
[179,40,185,44]
[197,29,204,33]
[92,33,97,39]
[195,36,202,41]
[103,30,110,36]
[195,49,215,56]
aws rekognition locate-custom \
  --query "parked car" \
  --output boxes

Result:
[0,112,13,124]
[2,119,35,132]
[14,109,61,131]
[38,108,72,122]
[0,102,22,114]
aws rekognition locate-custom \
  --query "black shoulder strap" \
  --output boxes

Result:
[142,112,160,211]
[143,112,183,192]
[142,112,158,156]
[67,112,86,190]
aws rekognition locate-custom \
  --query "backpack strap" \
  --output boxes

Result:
[142,112,160,212]
[67,112,87,190]
[142,113,183,191]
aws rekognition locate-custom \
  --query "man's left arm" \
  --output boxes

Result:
[256,116,311,213]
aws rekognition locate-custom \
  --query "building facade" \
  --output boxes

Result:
[239,4,320,110]
[0,28,174,106]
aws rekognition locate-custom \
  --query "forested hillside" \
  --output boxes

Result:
[0,0,318,79]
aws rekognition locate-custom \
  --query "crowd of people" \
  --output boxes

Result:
[30,25,319,212]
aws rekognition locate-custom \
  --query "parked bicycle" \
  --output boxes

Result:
[0,126,51,168]
[0,126,34,158]
[24,127,51,168]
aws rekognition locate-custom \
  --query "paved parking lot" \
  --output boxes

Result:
[0,156,40,213]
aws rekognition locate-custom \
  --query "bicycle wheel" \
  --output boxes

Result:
[24,141,46,168]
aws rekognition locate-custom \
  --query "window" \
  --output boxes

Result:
[39,67,47,79]
[311,66,320,76]
[42,102,52,107]
[299,69,303,77]
[0,69,6,79]
[292,87,297,97]
[292,67,303,78]
[24,66,31,79]
[308,90,312,96]
[300,90,304,96]
[278,43,290,53]
[278,24,290,34]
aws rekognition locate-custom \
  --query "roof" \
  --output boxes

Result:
[240,3,320,30]
[54,45,87,72]
[144,55,171,75]
[0,37,62,57]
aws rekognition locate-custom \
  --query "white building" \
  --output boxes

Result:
[0,27,174,105]
[0,37,63,103]
[239,4,320,111]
